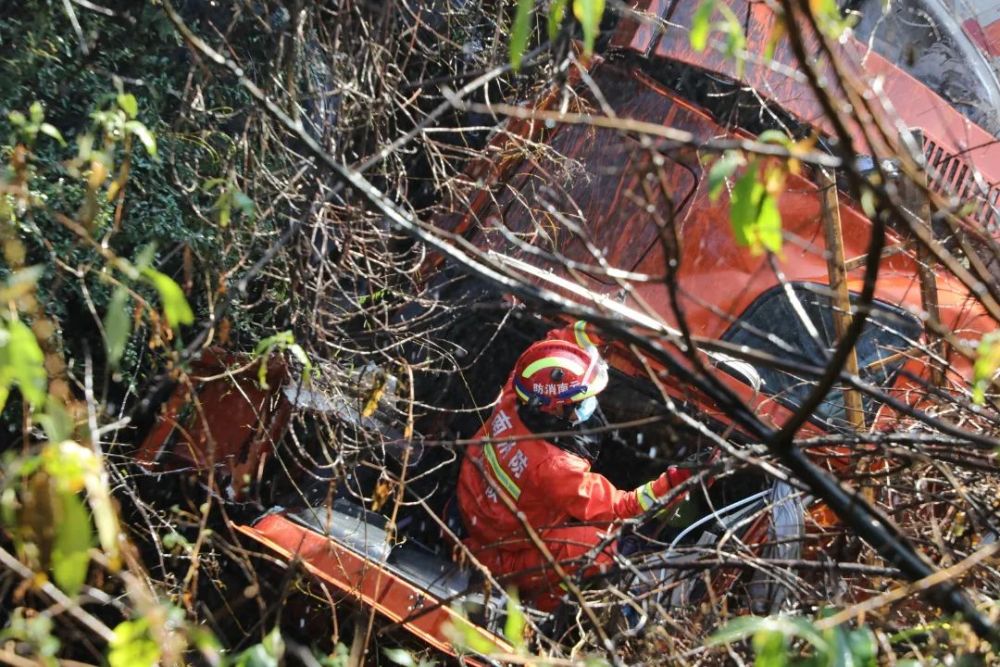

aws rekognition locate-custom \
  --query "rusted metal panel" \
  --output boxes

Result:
[958,0,1000,57]
[441,72,994,442]
[441,54,992,386]
[462,65,704,286]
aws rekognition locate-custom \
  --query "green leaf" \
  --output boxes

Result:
[813,0,848,38]
[124,121,156,157]
[972,332,1000,404]
[548,0,568,42]
[573,0,605,57]
[108,618,160,667]
[36,398,73,443]
[51,491,93,596]
[0,609,60,660]
[321,642,350,667]
[757,192,783,255]
[104,286,132,369]
[752,629,787,667]
[825,625,852,667]
[860,187,877,218]
[38,123,66,146]
[504,589,527,652]
[729,167,760,248]
[287,343,313,374]
[202,177,226,191]
[262,626,284,659]
[29,102,44,124]
[42,441,96,493]
[253,332,307,389]
[510,0,534,72]
[0,318,47,411]
[756,129,793,147]
[233,190,254,218]
[116,93,138,119]
[383,648,416,666]
[8,111,26,127]
[85,480,121,569]
[234,645,276,667]
[708,151,741,201]
[258,358,271,388]
[729,165,783,256]
[709,615,772,645]
[233,627,284,667]
[837,624,878,667]
[254,331,296,357]
[189,626,223,664]
[142,268,194,330]
[444,611,502,656]
[709,616,828,653]
[216,193,232,228]
[134,243,157,271]
[162,530,192,552]
[41,440,120,567]
[690,0,716,51]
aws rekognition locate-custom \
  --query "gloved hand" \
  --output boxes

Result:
[635,466,693,513]
[662,465,693,490]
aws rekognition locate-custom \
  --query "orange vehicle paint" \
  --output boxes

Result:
[233,515,512,661]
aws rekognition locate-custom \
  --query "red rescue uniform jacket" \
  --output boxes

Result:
[457,326,688,608]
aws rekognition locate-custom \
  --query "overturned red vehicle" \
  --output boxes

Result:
[138,0,1000,658]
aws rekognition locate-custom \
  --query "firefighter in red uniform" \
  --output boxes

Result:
[456,321,692,610]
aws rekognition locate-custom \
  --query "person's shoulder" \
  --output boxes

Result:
[530,441,590,475]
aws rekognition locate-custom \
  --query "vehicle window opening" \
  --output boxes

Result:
[628,52,810,142]
[720,282,923,426]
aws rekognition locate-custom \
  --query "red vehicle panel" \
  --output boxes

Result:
[135,350,291,498]
[614,0,1000,235]
[439,60,990,433]
[233,514,511,660]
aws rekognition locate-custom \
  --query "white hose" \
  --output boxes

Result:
[666,489,771,554]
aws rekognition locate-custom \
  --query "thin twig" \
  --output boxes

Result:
[0,546,116,644]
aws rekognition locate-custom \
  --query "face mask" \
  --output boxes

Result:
[572,396,598,424]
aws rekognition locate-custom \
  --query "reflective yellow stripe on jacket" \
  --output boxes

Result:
[574,320,597,349]
[483,443,521,500]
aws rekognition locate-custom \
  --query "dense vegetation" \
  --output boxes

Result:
[1,1,999,665]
